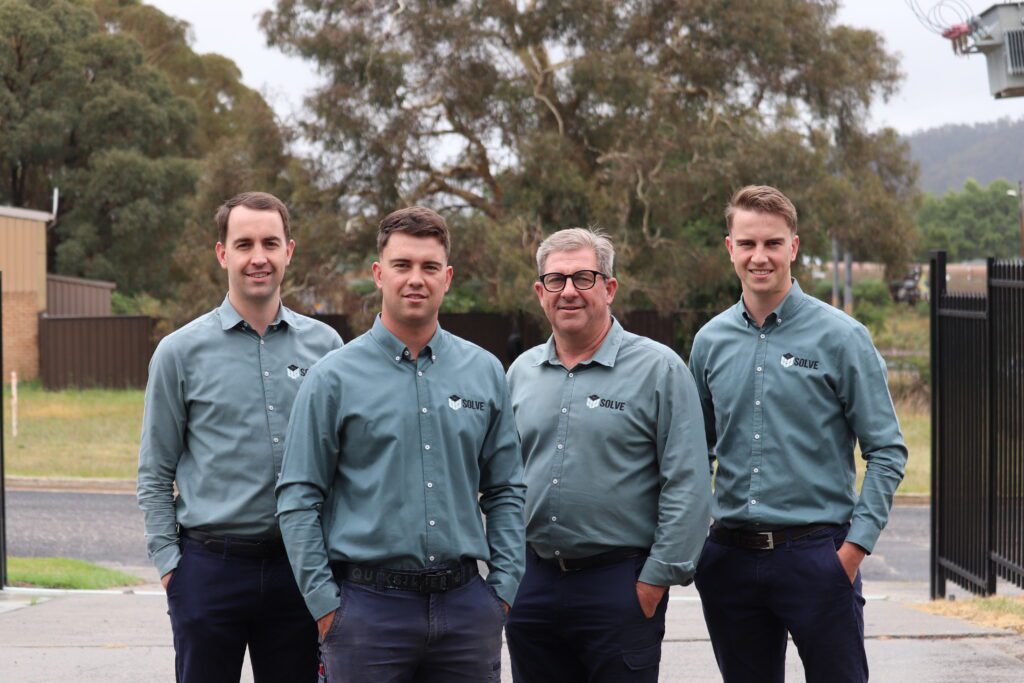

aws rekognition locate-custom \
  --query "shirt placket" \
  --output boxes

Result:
[749,321,769,518]
[414,351,441,565]
[252,324,284,480]
[547,367,576,557]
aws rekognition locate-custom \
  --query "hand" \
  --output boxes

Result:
[317,610,337,640]
[501,600,510,615]
[160,571,173,590]
[635,581,667,619]
[837,541,867,584]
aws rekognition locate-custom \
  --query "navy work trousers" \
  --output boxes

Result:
[166,536,318,683]
[506,551,667,682]
[694,524,868,683]
[318,573,505,682]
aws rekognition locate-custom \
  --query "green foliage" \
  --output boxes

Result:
[811,279,835,303]
[916,178,1021,261]
[261,0,920,315]
[851,278,891,335]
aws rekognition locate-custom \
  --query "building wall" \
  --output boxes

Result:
[1,291,39,379]
[47,274,115,316]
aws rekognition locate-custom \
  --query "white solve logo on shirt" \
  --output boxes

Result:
[287,364,308,379]
[780,353,820,370]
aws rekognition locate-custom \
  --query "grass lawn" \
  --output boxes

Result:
[8,557,143,589]
[916,595,1024,635]
[2,380,143,479]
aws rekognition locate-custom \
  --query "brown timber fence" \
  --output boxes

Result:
[38,315,156,390]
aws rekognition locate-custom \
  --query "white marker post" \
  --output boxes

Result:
[10,371,16,438]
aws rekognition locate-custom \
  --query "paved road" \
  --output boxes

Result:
[5,489,929,581]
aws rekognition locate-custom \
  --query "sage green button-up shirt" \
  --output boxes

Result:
[137,297,343,577]
[688,280,908,553]
[507,318,712,587]
[276,317,526,620]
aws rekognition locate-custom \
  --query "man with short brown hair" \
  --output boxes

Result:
[277,206,525,682]
[689,184,907,682]
[138,191,342,682]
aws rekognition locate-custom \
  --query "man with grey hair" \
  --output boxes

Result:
[505,227,712,682]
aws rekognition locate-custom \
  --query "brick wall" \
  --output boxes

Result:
[2,291,38,380]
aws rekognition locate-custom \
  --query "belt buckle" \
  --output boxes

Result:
[420,570,451,593]
[758,532,775,551]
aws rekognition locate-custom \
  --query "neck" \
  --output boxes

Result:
[380,310,437,359]
[553,316,613,368]
[741,281,792,327]
[228,290,280,336]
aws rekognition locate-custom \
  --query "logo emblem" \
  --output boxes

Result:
[780,353,794,368]
[587,394,600,409]
[780,353,820,370]
[287,364,308,379]
[448,395,463,410]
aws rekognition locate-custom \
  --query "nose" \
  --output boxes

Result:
[250,246,269,265]
[559,278,580,298]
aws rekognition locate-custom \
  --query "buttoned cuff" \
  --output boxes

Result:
[152,543,181,578]
[639,557,694,587]
[485,570,520,608]
[306,579,343,621]
[846,522,880,554]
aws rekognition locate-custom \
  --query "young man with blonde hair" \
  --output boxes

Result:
[689,185,907,683]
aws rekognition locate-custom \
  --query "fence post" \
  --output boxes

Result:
[930,251,946,599]
[0,270,6,589]
[985,257,998,595]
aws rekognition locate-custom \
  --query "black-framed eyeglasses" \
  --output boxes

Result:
[537,269,608,293]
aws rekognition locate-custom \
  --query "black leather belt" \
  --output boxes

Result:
[710,523,838,551]
[180,528,286,559]
[331,560,478,593]
[531,545,647,572]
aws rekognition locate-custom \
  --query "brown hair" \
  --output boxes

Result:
[377,206,451,257]
[215,192,291,243]
[725,185,798,233]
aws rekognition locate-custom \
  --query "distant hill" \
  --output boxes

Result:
[906,117,1024,195]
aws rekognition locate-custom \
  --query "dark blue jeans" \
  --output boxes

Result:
[506,552,667,682]
[166,536,318,683]
[694,525,868,683]
[318,573,505,682]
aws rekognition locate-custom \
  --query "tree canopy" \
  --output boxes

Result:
[262,0,920,315]
[917,179,1021,261]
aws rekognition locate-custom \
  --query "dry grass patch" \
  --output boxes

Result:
[915,595,1024,635]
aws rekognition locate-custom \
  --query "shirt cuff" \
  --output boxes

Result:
[485,570,520,608]
[639,556,695,587]
[152,543,181,578]
[846,521,881,554]
[306,579,343,621]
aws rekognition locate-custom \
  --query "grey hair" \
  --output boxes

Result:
[536,228,615,276]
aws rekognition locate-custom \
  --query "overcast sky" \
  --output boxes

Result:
[148,0,1024,136]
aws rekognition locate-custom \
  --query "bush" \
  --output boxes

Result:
[852,279,891,334]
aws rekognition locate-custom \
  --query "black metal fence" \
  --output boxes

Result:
[930,251,1024,598]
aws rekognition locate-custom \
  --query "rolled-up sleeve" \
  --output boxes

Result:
[838,326,908,553]
[276,367,343,620]
[477,362,527,607]
[639,357,712,586]
[137,340,186,577]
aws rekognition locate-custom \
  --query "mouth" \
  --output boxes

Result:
[748,268,773,277]
[246,271,271,281]
[557,304,584,312]
[403,293,428,301]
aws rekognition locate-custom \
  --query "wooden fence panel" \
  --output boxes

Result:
[39,315,155,390]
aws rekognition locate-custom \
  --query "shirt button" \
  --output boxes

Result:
[561,408,567,414]
[403,350,410,356]
[568,372,574,378]
[259,339,264,345]
[777,318,783,324]
[428,520,436,526]
[429,555,436,562]
[277,472,281,479]
[755,400,761,406]
[557,444,563,450]
[754,433,760,440]
[273,437,280,444]
[753,467,759,473]
[395,355,401,361]
[426,482,433,488]
[551,516,558,522]
[760,334,766,339]
[424,444,431,450]
[418,371,423,377]
[264,371,270,377]
[552,478,559,485]
[751,499,757,505]
[268,405,275,411]
[756,366,762,372]
[431,355,436,361]
[554,550,561,556]
[421,407,428,414]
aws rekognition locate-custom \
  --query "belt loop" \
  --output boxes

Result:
[222,537,231,560]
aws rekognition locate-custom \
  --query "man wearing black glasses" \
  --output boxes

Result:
[505,228,711,682]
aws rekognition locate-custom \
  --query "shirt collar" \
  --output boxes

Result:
[738,278,807,328]
[537,316,624,368]
[369,314,446,363]
[217,295,301,331]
